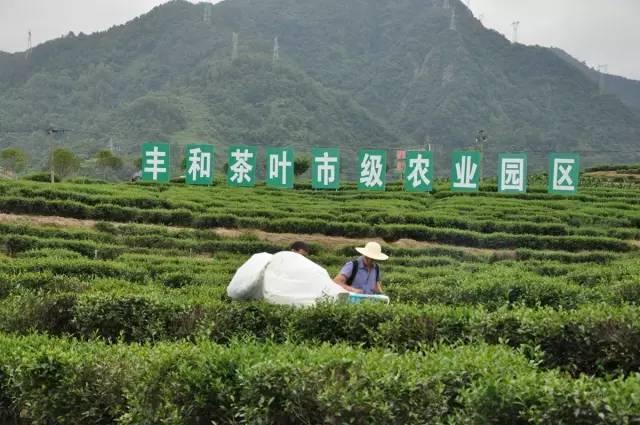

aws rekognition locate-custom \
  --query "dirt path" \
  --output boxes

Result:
[0,213,97,228]
[0,212,509,257]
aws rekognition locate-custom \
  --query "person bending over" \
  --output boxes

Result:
[290,241,311,257]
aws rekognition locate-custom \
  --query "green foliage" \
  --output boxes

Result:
[294,154,311,176]
[0,147,27,178]
[0,179,637,420]
[95,150,123,180]
[0,336,639,424]
[49,148,81,181]
[22,172,62,182]
[3,0,640,168]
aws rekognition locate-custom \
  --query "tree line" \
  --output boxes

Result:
[0,147,124,181]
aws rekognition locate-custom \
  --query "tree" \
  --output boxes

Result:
[49,148,81,181]
[95,150,123,180]
[294,155,311,177]
[0,148,28,179]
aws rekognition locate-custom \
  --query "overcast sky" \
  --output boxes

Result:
[1,0,638,80]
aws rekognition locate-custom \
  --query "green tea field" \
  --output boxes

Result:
[0,176,639,424]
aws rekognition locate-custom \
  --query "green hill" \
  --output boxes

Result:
[551,47,640,112]
[1,0,639,171]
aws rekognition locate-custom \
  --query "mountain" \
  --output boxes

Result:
[0,0,639,172]
[551,47,640,112]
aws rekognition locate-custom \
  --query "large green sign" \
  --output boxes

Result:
[548,153,580,194]
[266,147,294,189]
[141,143,170,183]
[312,148,340,190]
[185,144,214,186]
[404,151,433,192]
[451,151,481,192]
[498,153,527,193]
[358,149,386,191]
[227,146,257,187]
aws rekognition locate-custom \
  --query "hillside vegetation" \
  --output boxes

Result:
[1,0,639,171]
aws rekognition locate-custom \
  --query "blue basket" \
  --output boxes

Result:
[346,293,390,304]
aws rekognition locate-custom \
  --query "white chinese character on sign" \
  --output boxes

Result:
[187,148,212,180]
[315,152,338,186]
[553,158,575,191]
[407,154,431,188]
[230,149,254,183]
[360,154,383,187]
[501,158,524,191]
[453,155,478,189]
[144,146,167,181]
[269,151,293,185]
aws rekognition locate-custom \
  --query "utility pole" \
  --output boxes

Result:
[443,0,450,10]
[512,21,520,44]
[450,8,456,31]
[273,36,280,63]
[231,32,239,61]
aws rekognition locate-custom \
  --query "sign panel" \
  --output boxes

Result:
[266,147,294,189]
[404,151,433,192]
[185,144,214,185]
[451,151,481,192]
[358,150,386,191]
[227,146,257,187]
[548,153,580,194]
[141,143,170,183]
[312,148,340,190]
[498,153,527,193]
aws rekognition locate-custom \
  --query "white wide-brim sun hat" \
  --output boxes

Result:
[355,242,389,261]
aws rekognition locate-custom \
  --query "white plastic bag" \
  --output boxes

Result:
[263,251,348,307]
[226,252,273,300]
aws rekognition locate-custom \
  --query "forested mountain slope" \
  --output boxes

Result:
[1,0,638,170]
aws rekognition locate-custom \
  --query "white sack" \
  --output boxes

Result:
[227,252,273,300]
[263,251,348,307]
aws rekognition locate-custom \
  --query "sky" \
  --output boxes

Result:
[0,0,638,80]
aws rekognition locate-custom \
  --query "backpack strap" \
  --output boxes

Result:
[346,260,358,285]
[346,260,380,285]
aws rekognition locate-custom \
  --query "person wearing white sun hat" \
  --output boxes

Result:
[333,241,388,295]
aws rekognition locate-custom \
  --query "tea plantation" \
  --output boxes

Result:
[0,176,639,424]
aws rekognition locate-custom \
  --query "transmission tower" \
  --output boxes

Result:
[231,32,239,61]
[597,64,608,94]
[203,3,212,24]
[25,30,32,59]
[449,8,456,31]
[512,21,520,44]
[273,36,280,63]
